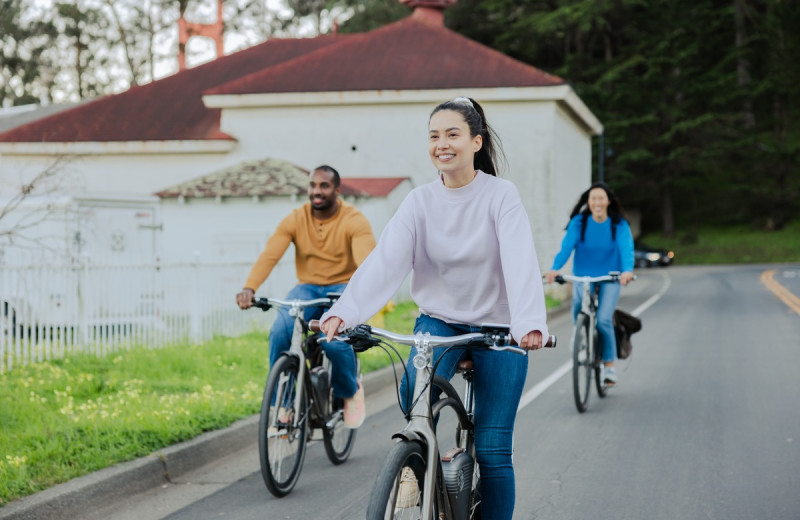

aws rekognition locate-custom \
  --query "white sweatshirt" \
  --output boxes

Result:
[321,171,549,343]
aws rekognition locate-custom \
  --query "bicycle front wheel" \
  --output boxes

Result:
[594,329,609,398]
[366,440,443,520]
[572,314,592,413]
[258,355,309,497]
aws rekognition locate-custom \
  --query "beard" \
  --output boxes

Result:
[310,195,334,211]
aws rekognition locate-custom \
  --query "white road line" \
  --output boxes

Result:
[518,361,571,410]
[630,273,671,317]
[518,272,672,411]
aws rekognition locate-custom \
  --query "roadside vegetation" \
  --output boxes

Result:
[0,300,415,504]
[640,222,800,265]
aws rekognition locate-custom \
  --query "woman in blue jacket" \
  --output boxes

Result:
[545,182,634,385]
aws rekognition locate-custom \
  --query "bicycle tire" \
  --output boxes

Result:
[322,355,359,464]
[572,313,592,413]
[258,355,309,497]
[594,329,609,398]
[366,440,445,520]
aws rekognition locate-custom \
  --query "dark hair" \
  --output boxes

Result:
[567,182,628,241]
[429,97,505,176]
[313,164,340,187]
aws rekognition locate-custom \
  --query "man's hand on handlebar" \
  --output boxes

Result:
[543,270,559,284]
[236,288,255,309]
[619,271,634,286]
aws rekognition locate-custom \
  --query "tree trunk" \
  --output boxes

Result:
[661,184,676,238]
[734,0,755,128]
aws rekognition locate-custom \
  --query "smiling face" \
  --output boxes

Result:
[588,187,610,221]
[308,168,339,212]
[428,109,483,181]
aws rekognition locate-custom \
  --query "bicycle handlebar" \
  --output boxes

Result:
[251,295,339,312]
[308,320,556,352]
[551,272,637,285]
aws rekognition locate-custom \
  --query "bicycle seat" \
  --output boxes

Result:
[456,360,474,372]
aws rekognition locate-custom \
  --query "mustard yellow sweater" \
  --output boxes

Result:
[244,201,376,290]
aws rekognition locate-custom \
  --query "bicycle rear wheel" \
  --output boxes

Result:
[322,356,358,464]
[366,440,444,520]
[258,355,309,497]
[572,314,592,413]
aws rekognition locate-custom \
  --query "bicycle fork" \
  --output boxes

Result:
[389,339,443,518]
[272,317,308,433]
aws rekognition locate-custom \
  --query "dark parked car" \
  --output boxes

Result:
[634,242,674,268]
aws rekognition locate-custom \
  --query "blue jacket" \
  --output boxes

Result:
[551,215,634,276]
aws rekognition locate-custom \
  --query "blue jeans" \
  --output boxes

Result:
[269,283,358,399]
[571,281,620,363]
[398,314,528,520]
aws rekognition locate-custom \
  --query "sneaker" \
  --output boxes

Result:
[343,381,366,428]
[396,467,420,509]
[267,407,293,435]
[603,366,618,385]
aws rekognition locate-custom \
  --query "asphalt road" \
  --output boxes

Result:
[9,264,800,520]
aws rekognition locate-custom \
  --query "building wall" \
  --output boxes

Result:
[1,95,593,300]
[218,97,587,271]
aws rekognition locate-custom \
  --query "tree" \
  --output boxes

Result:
[0,158,72,254]
[0,0,58,106]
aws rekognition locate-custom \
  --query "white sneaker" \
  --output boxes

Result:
[396,467,420,508]
[604,366,618,385]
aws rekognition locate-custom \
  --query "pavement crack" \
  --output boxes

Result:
[156,453,174,483]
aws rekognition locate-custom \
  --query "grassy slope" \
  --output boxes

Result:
[639,221,800,265]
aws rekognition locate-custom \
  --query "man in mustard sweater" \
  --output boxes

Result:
[236,165,376,428]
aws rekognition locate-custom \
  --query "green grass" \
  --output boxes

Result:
[0,333,269,505]
[0,297,562,506]
[639,221,800,265]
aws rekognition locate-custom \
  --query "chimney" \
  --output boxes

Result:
[178,0,224,70]
[399,0,457,26]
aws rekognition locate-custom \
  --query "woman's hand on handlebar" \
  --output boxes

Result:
[320,316,343,342]
[619,271,634,286]
[543,270,559,284]
[518,330,543,350]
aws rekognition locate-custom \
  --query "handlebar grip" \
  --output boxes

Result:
[544,335,557,348]
[309,319,322,332]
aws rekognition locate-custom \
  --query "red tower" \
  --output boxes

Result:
[178,0,224,70]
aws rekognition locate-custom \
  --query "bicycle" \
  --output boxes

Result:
[552,272,629,413]
[250,295,358,497]
[311,319,555,519]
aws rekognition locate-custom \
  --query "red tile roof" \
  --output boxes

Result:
[0,36,345,143]
[154,157,408,199]
[340,177,409,197]
[208,16,563,95]
[154,157,310,198]
[0,14,563,144]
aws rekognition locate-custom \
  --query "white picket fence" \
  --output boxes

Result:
[0,258,296,372]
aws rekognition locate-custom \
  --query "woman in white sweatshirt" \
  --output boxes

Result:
[320,97,549,520]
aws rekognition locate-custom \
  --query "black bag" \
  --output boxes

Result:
[613,309,642,360]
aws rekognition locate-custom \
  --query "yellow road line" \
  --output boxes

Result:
[761,269,800,315]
